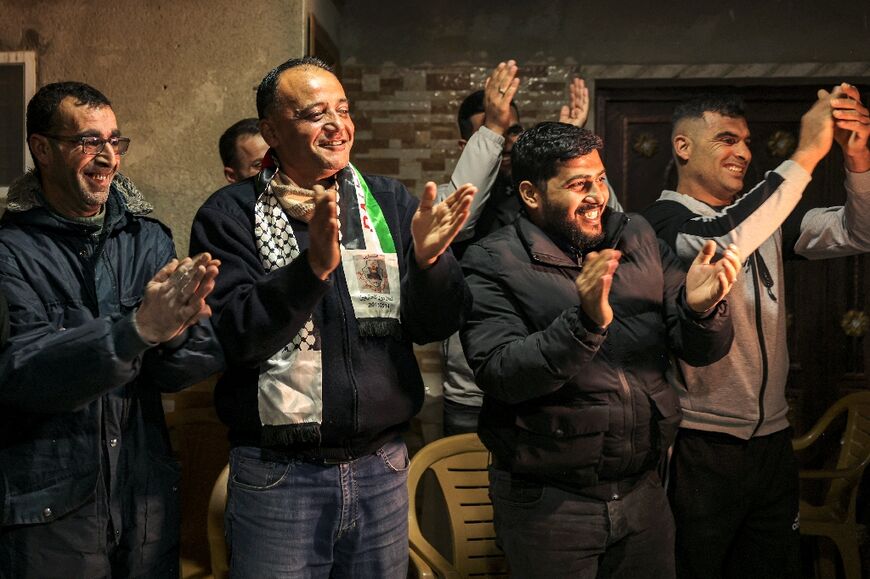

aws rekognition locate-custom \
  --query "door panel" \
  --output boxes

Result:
[596,80,869,433]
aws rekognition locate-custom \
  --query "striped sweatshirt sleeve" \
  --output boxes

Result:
[791,168,870,259]
[643,160,811,261]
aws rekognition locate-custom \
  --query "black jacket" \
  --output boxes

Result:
[0,173,224,573]
[460,211,733,494]
[189,169,470,456]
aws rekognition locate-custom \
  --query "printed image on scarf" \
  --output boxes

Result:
[355,254,390,294]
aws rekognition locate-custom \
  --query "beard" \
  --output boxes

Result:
[541,201,605,252]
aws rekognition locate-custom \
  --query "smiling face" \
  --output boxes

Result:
[260,66,354,188]
[30,97,120,218]
[521,150,610,250]
[674,111,752,206]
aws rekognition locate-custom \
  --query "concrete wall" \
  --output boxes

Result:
[5,0,869,254]
[1,0,307,257]
[341,0,870,67]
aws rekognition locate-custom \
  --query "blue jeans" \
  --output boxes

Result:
[442,398,481,436]
[225,439,410,578]
[489,467,675,579]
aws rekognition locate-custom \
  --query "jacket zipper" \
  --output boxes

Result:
[333,262,359,437]
[616,368,635,471]
[748,254,768,437]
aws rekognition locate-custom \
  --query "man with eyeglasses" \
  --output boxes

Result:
[189,57,473,576]
[437,61,623,437]
[0,81,225,577]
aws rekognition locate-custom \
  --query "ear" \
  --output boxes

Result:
[518,180,540,212]
[259,118,279,148]
[673,134,691,162]
[457,138,467,151]
[224,166,237,183]
[28,134,52,169]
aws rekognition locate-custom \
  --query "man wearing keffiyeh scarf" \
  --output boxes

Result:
[189,57,476,577]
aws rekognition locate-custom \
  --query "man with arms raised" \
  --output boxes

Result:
[643,86,870,578]
[190,57,474,576]
[461,121,741,578]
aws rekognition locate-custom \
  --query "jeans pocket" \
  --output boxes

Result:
[377,440,409,473]
[229,447,293,491]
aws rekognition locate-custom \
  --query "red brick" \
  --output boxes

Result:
[426,72,471,91]
[355,158,399,175]
[421,159,445,171]
[372,122,416,141]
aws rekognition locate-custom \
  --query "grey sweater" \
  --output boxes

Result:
[644,161,870,439]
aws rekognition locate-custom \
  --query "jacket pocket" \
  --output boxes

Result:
[140,453,181,545]
[512,404,610,473]
[648,385,681,450]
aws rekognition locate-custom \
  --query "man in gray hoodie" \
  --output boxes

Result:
[643,85,870,579]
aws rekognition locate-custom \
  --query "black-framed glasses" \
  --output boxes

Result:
[41,134,131,156]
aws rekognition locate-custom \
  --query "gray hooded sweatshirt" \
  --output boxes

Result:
[644,160,870,439]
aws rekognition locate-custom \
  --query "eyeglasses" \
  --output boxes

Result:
[41,134,131,156]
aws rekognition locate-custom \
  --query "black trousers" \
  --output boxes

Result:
[668,427,800,579]
[491,468,675,579]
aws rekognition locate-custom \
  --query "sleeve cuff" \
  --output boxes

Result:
[115,313,156,362]
[473,125,506,148]
[773,159,813,186]
[845,165,870,193]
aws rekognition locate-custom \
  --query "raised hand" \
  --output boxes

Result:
[685,241,741,313]
[412,182,476,269]
[791,89,836,174]
[559,77,590,128]
[308,184,340,280]
[483,60,520,136]
[574,249,621,328]
[135,252,221,344]
[831,82,870,173]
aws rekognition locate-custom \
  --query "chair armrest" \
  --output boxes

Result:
[409,546,436,579]
[792,403,851,451]
[799,467,861,481]
[408,532,461,579]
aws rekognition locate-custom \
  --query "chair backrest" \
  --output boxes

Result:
[826,392,870,516]
[207,464,230,579]
[408,433,508,578]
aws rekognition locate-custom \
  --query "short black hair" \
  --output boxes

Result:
[671,93,745,129]
[256,56,334,119]
[511,122,603,192]
[219,118,261,169]
[26,82,112,171]
[457,89,521,141]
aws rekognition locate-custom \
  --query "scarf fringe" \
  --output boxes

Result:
[358,318,402,339]
[262,423,322,447]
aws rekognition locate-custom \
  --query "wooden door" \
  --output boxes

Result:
[595,79,870,433]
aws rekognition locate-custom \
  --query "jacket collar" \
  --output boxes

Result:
[3,171,153,232]
[516,209,630,269]
[657,189,721,217]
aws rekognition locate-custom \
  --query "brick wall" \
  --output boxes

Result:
[343,64,585,194]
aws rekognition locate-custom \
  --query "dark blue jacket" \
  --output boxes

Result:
[189,169,470,456]
[461,212,733,495]
[0,173,224,570]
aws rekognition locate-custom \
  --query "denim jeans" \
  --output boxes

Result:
[225,439,410,578]
[489,467,675,579]
[442,398,482,436]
